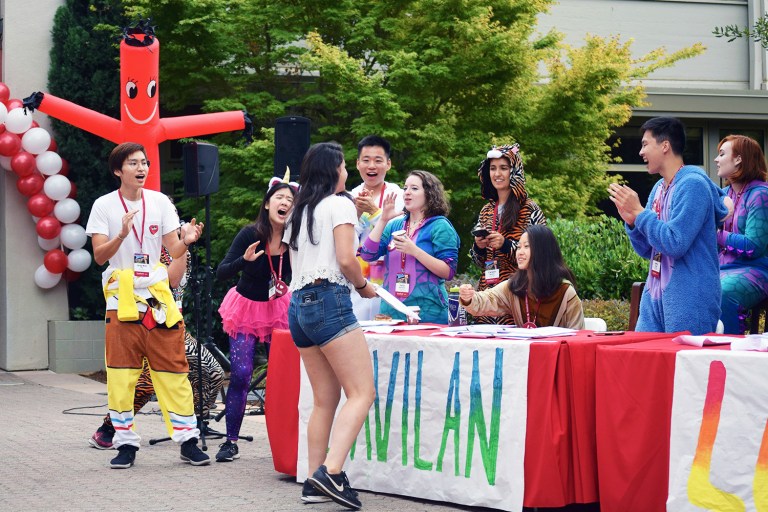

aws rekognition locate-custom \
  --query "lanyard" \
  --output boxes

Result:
[118,190,146,250]
[378,183,387,208]
[265,242,284,283]
[727,185,746,233]
[653,166,682,220]
[399,217,425,271]
[525,295,540,327]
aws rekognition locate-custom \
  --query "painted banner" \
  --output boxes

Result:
[669,350,768,512]
[297,333,531,511]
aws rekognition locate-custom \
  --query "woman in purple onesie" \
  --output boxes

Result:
[215,180,295,461]
[715,135,768,334]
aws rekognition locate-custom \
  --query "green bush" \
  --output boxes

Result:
[550,216,647,301]
[583,299,631,331]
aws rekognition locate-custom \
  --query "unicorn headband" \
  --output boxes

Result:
[268,167,299,192]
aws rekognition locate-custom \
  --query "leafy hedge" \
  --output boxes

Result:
[550,216,647,301]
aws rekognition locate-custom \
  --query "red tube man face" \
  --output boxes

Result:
[25,19,247,192]
[121,30,160,127]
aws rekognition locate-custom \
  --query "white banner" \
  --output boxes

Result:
[669,350,768,512]
[297,333,531,511]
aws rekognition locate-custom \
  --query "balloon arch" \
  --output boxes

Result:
[0,81,91,289]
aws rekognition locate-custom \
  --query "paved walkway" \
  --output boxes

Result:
[0,370,493,512]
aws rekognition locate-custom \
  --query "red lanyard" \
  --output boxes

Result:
[118,190,146,250]
[727,186,746,233]
[525,295,540,327]
[399,217,425,271]
[492,203,499,231]
[265,242,284,283]
[654,166,681,219]
[378,183,386,208]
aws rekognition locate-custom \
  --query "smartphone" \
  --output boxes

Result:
[594,330,625,336]
[472,228,490,238]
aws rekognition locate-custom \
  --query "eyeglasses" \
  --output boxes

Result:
[124,159,150,169]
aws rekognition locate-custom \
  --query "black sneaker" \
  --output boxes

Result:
[215,440,240,462]
[308,465,361,510]
[110,445,138,469]
[179,438,211,466]
[301,480,331,504]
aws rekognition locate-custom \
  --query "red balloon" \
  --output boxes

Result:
[58,158,69,176]
[48,138,58,152]
[36,216,62,240]
[64,269,81,282]
[68,182,77,199]
[5,98,23,110]
[31,120,40,128]
[27,193,55,217]
[44,249,69,274]
[11,151,36,177]
[0,125,5,135]
[0,131,21,156]
[16,173,45,196]
[0,82,10,104]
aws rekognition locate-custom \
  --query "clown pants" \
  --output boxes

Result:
[104,310,199,449]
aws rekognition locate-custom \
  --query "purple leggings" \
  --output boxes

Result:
[225,332,259,441]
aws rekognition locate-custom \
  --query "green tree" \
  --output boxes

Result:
[714,14,768,49]
[48,0,127,319]
[48,0,705,308]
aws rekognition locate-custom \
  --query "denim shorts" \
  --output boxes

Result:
[288,280,360,348]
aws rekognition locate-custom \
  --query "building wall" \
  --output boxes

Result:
[1,0,67,370]
[538,0,768,182]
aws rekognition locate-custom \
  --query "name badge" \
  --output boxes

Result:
[395,273,410,298]
[484,260,500,285]
[134,253,150,277]
[651,252,662,278]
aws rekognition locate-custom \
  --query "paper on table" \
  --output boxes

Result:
[496,326,578,339]
[375,285,420,321]
[731,335,768,352]
[672,335,737,347]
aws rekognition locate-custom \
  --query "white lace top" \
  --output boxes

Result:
[284,194,358,291]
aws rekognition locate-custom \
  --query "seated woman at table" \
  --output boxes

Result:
[715,134,768,334]
[458,225,584,329]
[360,170,460,324]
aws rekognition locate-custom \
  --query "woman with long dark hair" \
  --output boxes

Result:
[715,134,768,334]
[470,144,546,324]
[215,181,295,462]
[459,225,584,329]
[284,142,376,510]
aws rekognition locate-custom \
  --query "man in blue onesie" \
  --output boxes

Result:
[609,117,730,335]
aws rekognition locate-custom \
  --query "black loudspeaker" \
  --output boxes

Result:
[184,142,219,197]
[274,116,310,182]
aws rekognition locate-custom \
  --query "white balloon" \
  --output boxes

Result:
[34,264,62,289]
[43,174,71,201]
[21,127,52,155]
[36,151,63,176]
[66,248,92,272]
[60,223,87,250]
[38,235,61,251]
[53,198,81,224]
[5,108,34,134]
[0,155,12,171]
[0,102,7,125]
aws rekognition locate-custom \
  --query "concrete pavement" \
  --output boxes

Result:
[0,370,491,512]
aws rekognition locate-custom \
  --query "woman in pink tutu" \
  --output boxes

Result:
[215,180,295,462]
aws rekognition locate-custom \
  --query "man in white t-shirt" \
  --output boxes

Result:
[85,142,208,469]
[350,135,404,320]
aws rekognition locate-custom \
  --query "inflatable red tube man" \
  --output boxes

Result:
[23,19,250,191]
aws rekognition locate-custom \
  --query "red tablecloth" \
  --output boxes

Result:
[595,338,731,512]
[265,328,670,508]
